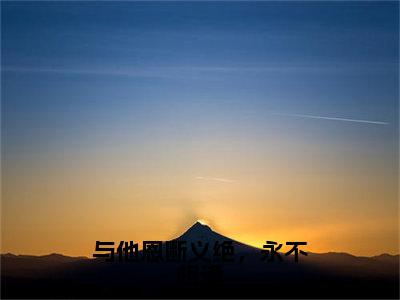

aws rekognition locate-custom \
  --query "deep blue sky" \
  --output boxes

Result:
[2,2,398,151]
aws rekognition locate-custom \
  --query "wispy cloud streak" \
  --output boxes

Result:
[4,61,392,79]
[272,112,388,125]
[195,176,236,183]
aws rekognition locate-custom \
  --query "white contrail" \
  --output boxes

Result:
[272,112,388,125]
[195,176,236,183]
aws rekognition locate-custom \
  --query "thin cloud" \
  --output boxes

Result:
[2,66,180,79]
[195,176,236,183]
[4,61,391,79]
[272,112,388,126]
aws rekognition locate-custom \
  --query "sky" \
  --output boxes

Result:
[1,1,399,256]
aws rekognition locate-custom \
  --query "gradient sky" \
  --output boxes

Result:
[1,1,399,256]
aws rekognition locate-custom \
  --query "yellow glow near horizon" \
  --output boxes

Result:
[1,113,398,258]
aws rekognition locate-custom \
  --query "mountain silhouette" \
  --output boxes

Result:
[178,221,216,239]
[2,222,399,298]
[175,221,258,256]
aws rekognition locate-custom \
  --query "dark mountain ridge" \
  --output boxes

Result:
[2,222,399,298]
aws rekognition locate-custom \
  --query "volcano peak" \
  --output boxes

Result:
[176,221,215,241]
[189,221,212,232]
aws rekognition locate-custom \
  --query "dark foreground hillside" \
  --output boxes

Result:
[2,223,399,299]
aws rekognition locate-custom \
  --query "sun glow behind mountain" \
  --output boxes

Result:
[196,219,209,226]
